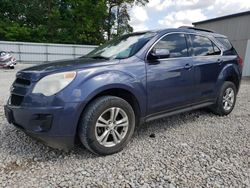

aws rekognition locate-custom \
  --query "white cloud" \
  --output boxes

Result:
[132,23,149,31]
[151,0,250,14]
[209,0,250,16]
[129,6,149,31]
[158,9,207,28]
[175,9,206,21]
[129,0,250,31]
[131,6,148,22]
[207,5,214,10]
[148,0,213,11]
[147,0,162,8]
[155,0,171,11]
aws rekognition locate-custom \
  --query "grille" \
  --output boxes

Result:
[10,76,31,106]
[15,78,31,86]
[10,94,24,106]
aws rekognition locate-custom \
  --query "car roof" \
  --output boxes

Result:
[134,27,227,39]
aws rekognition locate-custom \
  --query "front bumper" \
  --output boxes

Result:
[4,102,82,151]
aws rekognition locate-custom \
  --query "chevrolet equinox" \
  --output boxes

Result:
[4,27,243,155]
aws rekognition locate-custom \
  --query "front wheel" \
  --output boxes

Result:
[78,96,135,155]
[210,81,237,116]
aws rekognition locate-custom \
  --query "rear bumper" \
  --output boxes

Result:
[0,59,16,67]
[4,102,83,150]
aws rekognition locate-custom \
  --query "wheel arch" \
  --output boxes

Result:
[88,87,142,123]
[225,74,240,91]
[217,63,241,93]
[74,85,145,143]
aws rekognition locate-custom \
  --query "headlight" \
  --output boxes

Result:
[32,71,76,96]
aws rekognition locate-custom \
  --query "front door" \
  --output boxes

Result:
[146,33,195,115]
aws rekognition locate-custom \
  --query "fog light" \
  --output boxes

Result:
[29,114,53,132]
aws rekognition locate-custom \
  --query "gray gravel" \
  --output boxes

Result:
[0,65,249,187]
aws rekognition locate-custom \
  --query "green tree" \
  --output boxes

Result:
[0,0,48,42]
[0,0,148,44]
[105,0,149,40]
[0,0,108,44]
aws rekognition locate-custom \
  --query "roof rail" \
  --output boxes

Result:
[178,26,214,33]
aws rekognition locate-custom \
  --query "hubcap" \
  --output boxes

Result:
[95,107,129,147]
[223,87,235,111]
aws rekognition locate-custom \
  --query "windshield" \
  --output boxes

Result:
[86,32,156,59]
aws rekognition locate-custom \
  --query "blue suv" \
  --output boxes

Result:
[4,27,243,155]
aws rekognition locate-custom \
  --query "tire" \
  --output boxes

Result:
[78,96,135,155]
[210,81,237,116]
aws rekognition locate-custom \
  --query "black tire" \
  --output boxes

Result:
[78,96,135,155]
[210,81,237,116]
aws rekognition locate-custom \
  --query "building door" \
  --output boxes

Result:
[243,39,250,76]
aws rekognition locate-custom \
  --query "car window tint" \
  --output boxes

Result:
[191,35,215,56]
[153,33,188,58]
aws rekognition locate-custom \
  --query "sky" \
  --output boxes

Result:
[129,0,250,31]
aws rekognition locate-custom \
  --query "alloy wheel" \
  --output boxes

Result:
[95,107,129,147]
[222,87,235,111]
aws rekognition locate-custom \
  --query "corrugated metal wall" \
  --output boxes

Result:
[193,14,250,76]
[0,41,97,64]
[243,40,250,76]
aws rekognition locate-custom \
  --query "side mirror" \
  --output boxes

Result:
[149,48,170,59]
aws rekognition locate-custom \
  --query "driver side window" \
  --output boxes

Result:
[153,33,188,58]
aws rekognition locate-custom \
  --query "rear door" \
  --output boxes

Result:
[146,33,195,115]
[188,34,223,102]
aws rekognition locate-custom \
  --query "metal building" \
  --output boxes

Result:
[193,11,250,77]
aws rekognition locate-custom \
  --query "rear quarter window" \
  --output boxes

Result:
[215,37,237,55]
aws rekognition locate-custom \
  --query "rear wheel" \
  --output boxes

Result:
[210,81,236,116]
[78,96,135,155]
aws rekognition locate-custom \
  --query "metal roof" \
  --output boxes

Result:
[193,10,250,25]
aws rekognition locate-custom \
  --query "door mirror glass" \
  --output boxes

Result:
[149,48,170,59]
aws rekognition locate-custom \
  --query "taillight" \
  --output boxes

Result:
[238,57,244,68]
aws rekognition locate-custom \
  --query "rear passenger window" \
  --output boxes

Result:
[191,35,220,56]
[153,33,188,58]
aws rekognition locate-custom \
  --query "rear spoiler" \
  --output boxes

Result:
[179,26,214,33]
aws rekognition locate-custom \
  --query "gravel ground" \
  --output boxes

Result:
[0,65,249,187]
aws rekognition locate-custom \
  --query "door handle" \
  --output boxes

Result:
[184,63,193,69]
[217,59,223,65]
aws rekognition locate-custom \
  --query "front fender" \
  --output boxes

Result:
[60,69,147,117]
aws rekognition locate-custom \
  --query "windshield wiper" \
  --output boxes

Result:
[114,57,127,59]
[89,56,110,60]
[79,55,88,59]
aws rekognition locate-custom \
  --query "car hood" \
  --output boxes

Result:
[17,58,119,81]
